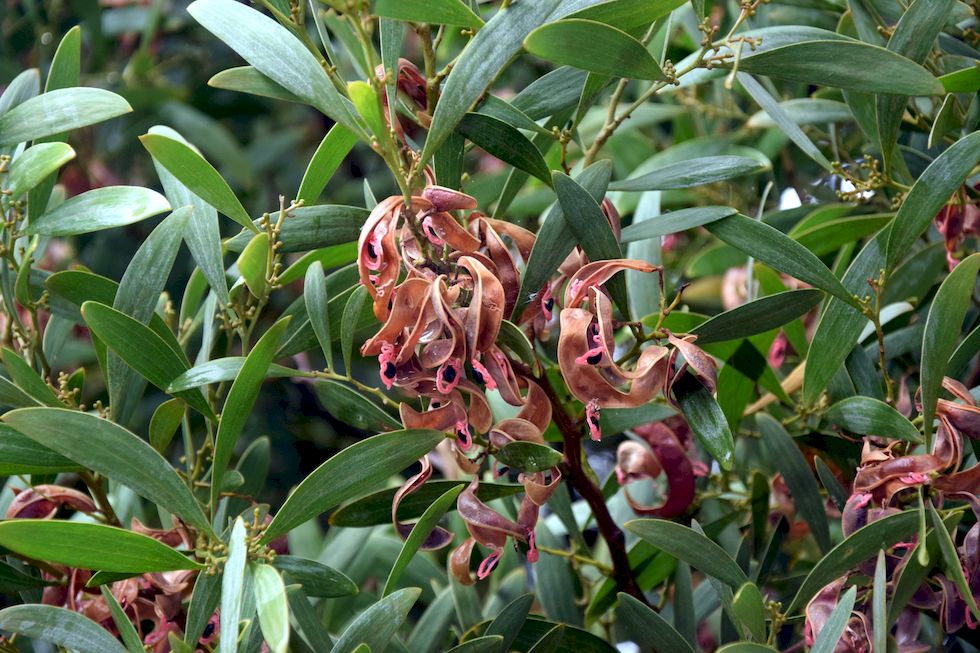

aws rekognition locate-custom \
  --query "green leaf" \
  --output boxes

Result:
[732,582,768,642]
[148,125,229,305]
[787,510,917,613]
[735,41,944,96]
[609,156,769,191]
[341,285,370,374]
[525,19,664,80]
[872,550,887,653]
[810,586,857,653]
[150,398,186,453]
[24,186,170,236]
[457,113,552,185]
[421,0,561,162]
[331,588,421,653]
[298,124,359,204]
[824,396,922,443]
[221,518,248,653]
[0,559,54,593]
[81,301,213,419]
[1,347,60,406]
[101,585,144,653]
[0,520,201,572]
[211,317,291,508]
[329,479,522,527]
[188,0,362,134]
[253,564,290,653]
[477,95,552,136]
[447,637,504,652]
[921,253,980,442]
[140,132,256,233]
[939,64,980,93]
[494,440,562,473]
[0,605,127,653]
[238,231,270,296]
[373,0,483,27]
[168,357,302,392]
[515,160,611,318]
[620,206,736,243]
[208,66,302,103]
[313,379,400,432]
[746,98,853,128]
[380,17,402,128]
[803,232,886,406]
[705,214,855,306]
[273,555,358,597]
[5,142,75,197]
[2,407,214,534]
[305,261,332,367]
[0,69,40,118]
[383,485,463,596]
[626,519,748,588]
[264,429,447,541]
[0,87,131,146]
[567,0,686,30]
[485,594,534,652]
[888,131,980,266]
[287,587,336,650]
[757,414,831,553]
[225,205,368,253]
[511,67,587,120]
[691,289,822,345]
[616,592,694,653]
[672,374,735,470]
[553,169,629,315]
[929,502,980,622]
[793,215,892,257]
[737,74,833,171]
[0,423,79,474]
[348,81,386,139]
[279,243,358,285]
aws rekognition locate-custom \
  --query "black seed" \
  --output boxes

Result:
[383,361,396,378]
[442,365,457,383]
[587,413,598,426]
[387,297,393,310]
[367,242,377,258]
[472,367,485,384]
[203,623,215,638]
[544,298,554,311]
[586,352,602,365]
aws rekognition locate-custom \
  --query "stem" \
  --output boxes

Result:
[79,470,121,527]
[529,366,648,606]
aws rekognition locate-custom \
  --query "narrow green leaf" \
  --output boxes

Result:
[886,130,980,266]
[288,586,336,650]
[168,357,302,393]
[0,520,201,572]
[1,347,60,406]
[691,289,822,345]
[735,41,944,95]
[220,518,248,653]
[757,414,831,553]
[0,423,79,474]
[225,205,368,253]
[928,503,980,622]
[0,88,131,146]
[208,66,302,103]
[141,133,255,233]
[253,564,290,653]
[264,429,447,541]
[101,585,144,653]
[312,379,400,432]
[24,186,170,236]
[477,95,552,136]
[705,214,855,306]
[373,0,483,27]
[620,206,736,243]
[672,374,735,470]
[553,169,628,315]
[494,441,562,473]
[824,396,922,443]
[3,407,213,534]
[298,124,359,204]
[238,231,270,296]
[348,81,386,139]
[514,160,611,318]
[525,19,664,80]
[738,73,833,171]
[528,625,565,653]
[746,99,853,128]
[567,0,686,30]
[421,0,561,162]
[305,261,332,368]
[939,65,980,93]
[341,285,369,374]
[732,582,767,642]
[0,605,127,653]
[609,156,769,191]
[211,317,291,508]
[810,586,857,653]
[5,142,75,197]
[787,511,917,613]
[150,398,186,453]
[872,550,887,653]
[616,592,694,653]
[626,519,748,588]
[485,594,534,652]
[920,253,980,442]
[331,588,421,653]
[447,637,504,652]
[273,556,358,597]
[379,17,402,128]
[383,485,463,596]
[188,0,361,133]
[457,113,552,184]
[184,562,222,646]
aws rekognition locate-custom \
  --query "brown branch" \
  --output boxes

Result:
[518,362,648,606]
